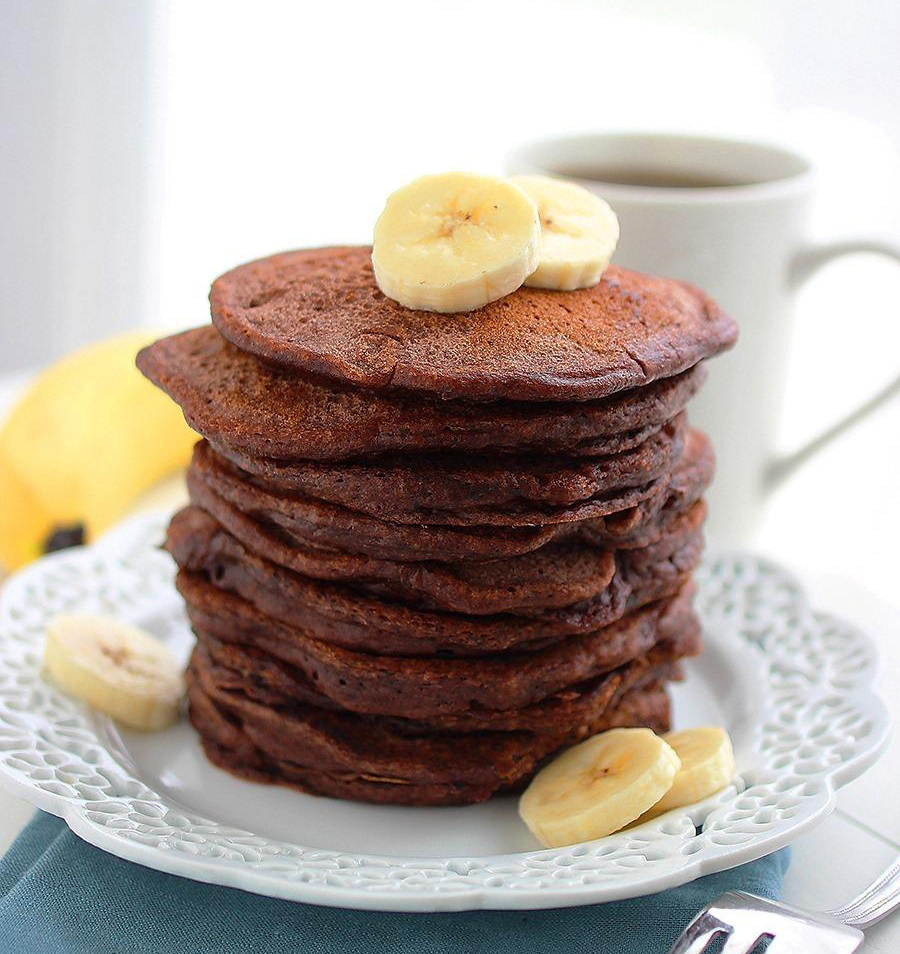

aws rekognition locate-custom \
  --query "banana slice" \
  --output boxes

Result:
[44,614,184,731]
[372,172,541,313]
[510,175,619,290]
[518,728,681,847]
[642,727,735,819]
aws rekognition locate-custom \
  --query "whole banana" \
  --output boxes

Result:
[0,330,197,569]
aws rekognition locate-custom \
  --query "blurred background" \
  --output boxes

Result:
[1,0,899,595]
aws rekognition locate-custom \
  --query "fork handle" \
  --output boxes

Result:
[827,855,900,930]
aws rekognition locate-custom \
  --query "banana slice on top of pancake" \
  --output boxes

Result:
[511,174,620,291]
[372,172,541,313]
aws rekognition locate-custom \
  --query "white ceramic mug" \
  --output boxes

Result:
[507,132,900,543]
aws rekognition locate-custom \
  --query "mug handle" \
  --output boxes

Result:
[765,236,900,487]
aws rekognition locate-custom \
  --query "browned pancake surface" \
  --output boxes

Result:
[209,246,737,401]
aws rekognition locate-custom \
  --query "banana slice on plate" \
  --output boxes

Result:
[510,175,619,291]
[641,727,736,819]
[372,171,541,313]
[44,614,184,731]
[518,728,681,848]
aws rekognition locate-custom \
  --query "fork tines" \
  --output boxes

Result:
[667,891,863,954]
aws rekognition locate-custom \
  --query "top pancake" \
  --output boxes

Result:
[210,246,737,402]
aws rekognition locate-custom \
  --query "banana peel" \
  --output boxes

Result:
[0,330,197,570]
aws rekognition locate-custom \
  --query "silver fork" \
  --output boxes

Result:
[667,855,900,953]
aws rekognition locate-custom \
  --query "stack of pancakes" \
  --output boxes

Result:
[138,246,737,806]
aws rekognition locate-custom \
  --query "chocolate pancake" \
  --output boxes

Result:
[169,504,704,654]
[188,666,673,805]
[188,429,713,562]
[137,325,706,461]
[179,574,696,718]
[176,464,705,612]
[214,448,668,528]
[583,428,714,550]
[209,414,685,526]
[191,621,698,734]
[209,246,737,402]
[171,502,619,615]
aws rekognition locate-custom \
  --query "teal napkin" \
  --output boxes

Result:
[0,812,790,954]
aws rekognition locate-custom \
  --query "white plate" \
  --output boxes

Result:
[0,514,888,911]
